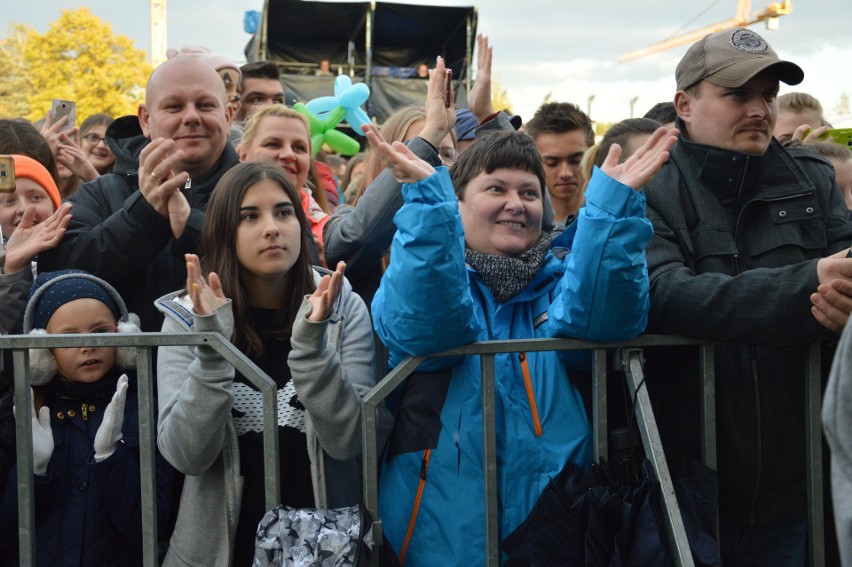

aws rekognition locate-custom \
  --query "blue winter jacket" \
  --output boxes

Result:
[0,371,174,566]
[371,167,652,566]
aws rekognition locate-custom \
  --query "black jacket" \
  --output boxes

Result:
[643,122,852,525]
[38,116,240,331]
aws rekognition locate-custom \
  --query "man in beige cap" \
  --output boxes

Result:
[641,28,851,564]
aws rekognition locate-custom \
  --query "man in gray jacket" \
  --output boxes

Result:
[643,28,852,565]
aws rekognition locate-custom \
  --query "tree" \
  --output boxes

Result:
[0,23,32,118]
[491,74,514,115]
[21,8,151,123]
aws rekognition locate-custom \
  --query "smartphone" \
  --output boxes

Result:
[804,127,852,148]
[51,98,76,132]
[0,155,15,193]
[443,69,453,108]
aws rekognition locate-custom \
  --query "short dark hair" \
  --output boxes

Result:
[0,119,58,182]
[450,130,546,199]
[523,102,594,147]
[240,61,280,82]
[643,102,677,125]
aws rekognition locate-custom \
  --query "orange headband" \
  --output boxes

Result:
[11,155,61,209]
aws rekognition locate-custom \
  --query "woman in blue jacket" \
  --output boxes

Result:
[366,123,677,565]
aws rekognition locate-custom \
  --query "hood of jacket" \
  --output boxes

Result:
[105,115,149,176]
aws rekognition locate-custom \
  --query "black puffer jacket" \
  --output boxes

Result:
[643,120,852,525]
[38,116,240,331]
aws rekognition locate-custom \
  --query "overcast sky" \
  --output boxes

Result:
[4,0,851,124]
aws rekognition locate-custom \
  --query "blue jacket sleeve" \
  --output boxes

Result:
[543,166,652,342]
[371,169,479,368]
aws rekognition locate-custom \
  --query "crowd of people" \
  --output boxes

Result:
[0,25,850,567]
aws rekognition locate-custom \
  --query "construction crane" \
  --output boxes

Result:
[151,0,167,66]
[619,0,792,63]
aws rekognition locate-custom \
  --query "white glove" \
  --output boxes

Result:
[93,374,128,463]
[14,402,54,475]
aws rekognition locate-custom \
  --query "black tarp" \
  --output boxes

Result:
[246,0,476,122]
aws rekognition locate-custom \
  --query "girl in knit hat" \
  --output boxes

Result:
[0,269,174,566]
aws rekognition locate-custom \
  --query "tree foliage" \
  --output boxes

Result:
[0,24,32,118]
[491,74,514,115]
[14,8,151,123]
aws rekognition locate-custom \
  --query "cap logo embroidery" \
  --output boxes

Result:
[730,30,768,53]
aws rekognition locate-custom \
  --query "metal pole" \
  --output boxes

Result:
[14,350,36,567]
[135,347,159,567]
[592,348,608,462]
[481,354,500,567]
[806,342,825,567]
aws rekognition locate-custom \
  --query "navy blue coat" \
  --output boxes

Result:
[0,371,174,566]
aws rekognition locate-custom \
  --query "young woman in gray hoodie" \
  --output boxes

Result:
[155,161,377,566]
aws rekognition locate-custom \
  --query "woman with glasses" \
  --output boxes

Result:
[323,58,458,307]
[78,114,116,176]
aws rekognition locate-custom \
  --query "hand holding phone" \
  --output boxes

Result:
[803,127,852,148]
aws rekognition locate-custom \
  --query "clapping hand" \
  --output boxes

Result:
[4,203,73,274]
[93,374,128,462]
[307,261,346,322]
[599,127,679,191]
[185,253,228,317]
[55,132,99,182]
[14,400,54,475]
[364,125,436,184]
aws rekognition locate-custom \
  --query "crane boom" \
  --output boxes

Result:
[151,0,167,67]
[619,1,792,63]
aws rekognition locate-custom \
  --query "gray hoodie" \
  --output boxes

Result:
[154,269,379,566]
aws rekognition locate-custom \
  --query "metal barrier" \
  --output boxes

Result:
[5,332,281,567]
[5,333,827,566]
[360,335,827,567]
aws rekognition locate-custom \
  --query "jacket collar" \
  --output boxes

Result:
[674,117,816,202]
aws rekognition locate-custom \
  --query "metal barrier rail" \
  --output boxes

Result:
[5,333,827,566]
[5,332,281,567]
[361,335,826,567]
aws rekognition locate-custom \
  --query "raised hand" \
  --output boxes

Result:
[185,253,228,317]
[55,132,99,182]
[417,56,456,148]
[4,203,73,274]
[13,401,54,475]
[307,261,345,322]
[468,33,495,122]
[599,127,679,191]
[364,125,436,184]
[93,374,128,462]
[137,138,189,218]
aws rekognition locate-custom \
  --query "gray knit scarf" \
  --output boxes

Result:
[465,234,553,303]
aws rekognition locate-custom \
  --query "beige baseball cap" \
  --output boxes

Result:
[676,28,803,91]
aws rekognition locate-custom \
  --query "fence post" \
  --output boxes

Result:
[13,349,36,566]
[135,346,159,567]
[619,348,694,567]
[592,348,608,462]
[481,354,500,567]
[806,342,825,567]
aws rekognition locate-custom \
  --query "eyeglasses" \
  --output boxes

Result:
[82,133,107,146]
[439,147,461,166]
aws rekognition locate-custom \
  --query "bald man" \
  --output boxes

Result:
[39,56,238,330]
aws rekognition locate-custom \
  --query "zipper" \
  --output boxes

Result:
[748,355,762,524]
[519,353,543,437]
[399,448,431,566]
[731,158,799,524]
[81,402,89,422]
